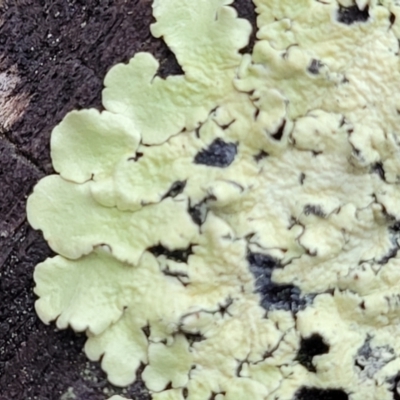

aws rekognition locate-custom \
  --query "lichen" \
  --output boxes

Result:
[27,0,400,399]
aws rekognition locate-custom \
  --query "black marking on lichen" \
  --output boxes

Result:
[371,162,386,181]
[208,392,226,400]
[378,246,399,265]
[294,387,349,400]
[337,5,369,25]
[355,336,373,371]
[128,152,143,162]
[162,268,189,286]
[271,120,286,141]
[235,359,247,377]
[182,332,205,345]
[194,138,237,167]
[388,372,400,400]
[217,119,236,130]
[308,59,323,75]
[300,173,306,185]
[247,252,310,312]
[342,76,350,84]
[188,200,207,225]
[218,298,233,317]
[148,244,193,263]
[390,12,396,27]
[355,336,395,379]
[380,221,400,264]
[141,325,150,338]
[162,180,187,199]
[304,204,325,218]
[295,333,329,372]
[254,150,269,162]
[390,221,400,233]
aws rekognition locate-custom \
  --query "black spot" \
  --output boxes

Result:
[371,162,386,181]
[188,200,207,225]
[382,222,400,264]
[128,152,143,162]
[378,246,399,265]
[141,325,150,338]
[389,373,400,400]
[294,387,348,400]
[148,244,193,263]
[194,138,237,168]
[304,204,325,217]
[247,253,310,312]
[390,221,400,233]
[183,388,189,398]
[390,12,396,27]
[308,59,323,75]
[337,5,369,25]
[218,298,233,317]
[208,392,226,400]
[300,173,306,184]
[254,150,269,162]
[271,120,286,141]
[182,332,205,345]
[248,252,278,270]
[295,334,330,372]
[162,180,186,199]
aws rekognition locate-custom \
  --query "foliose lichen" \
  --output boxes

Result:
[27,1,400,399]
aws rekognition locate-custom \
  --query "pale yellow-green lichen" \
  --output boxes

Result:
[27,0,400,399]
[107,396,130,400]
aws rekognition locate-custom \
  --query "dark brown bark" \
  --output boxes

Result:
[0,1,256,398]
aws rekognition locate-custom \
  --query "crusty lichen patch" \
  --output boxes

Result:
[27,0,400,399]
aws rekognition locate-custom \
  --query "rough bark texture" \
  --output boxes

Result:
[0,1,256,399]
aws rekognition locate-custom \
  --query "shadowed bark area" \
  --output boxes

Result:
[0,1,256,399]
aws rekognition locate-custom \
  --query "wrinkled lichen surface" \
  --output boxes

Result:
[27,0,400,399]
